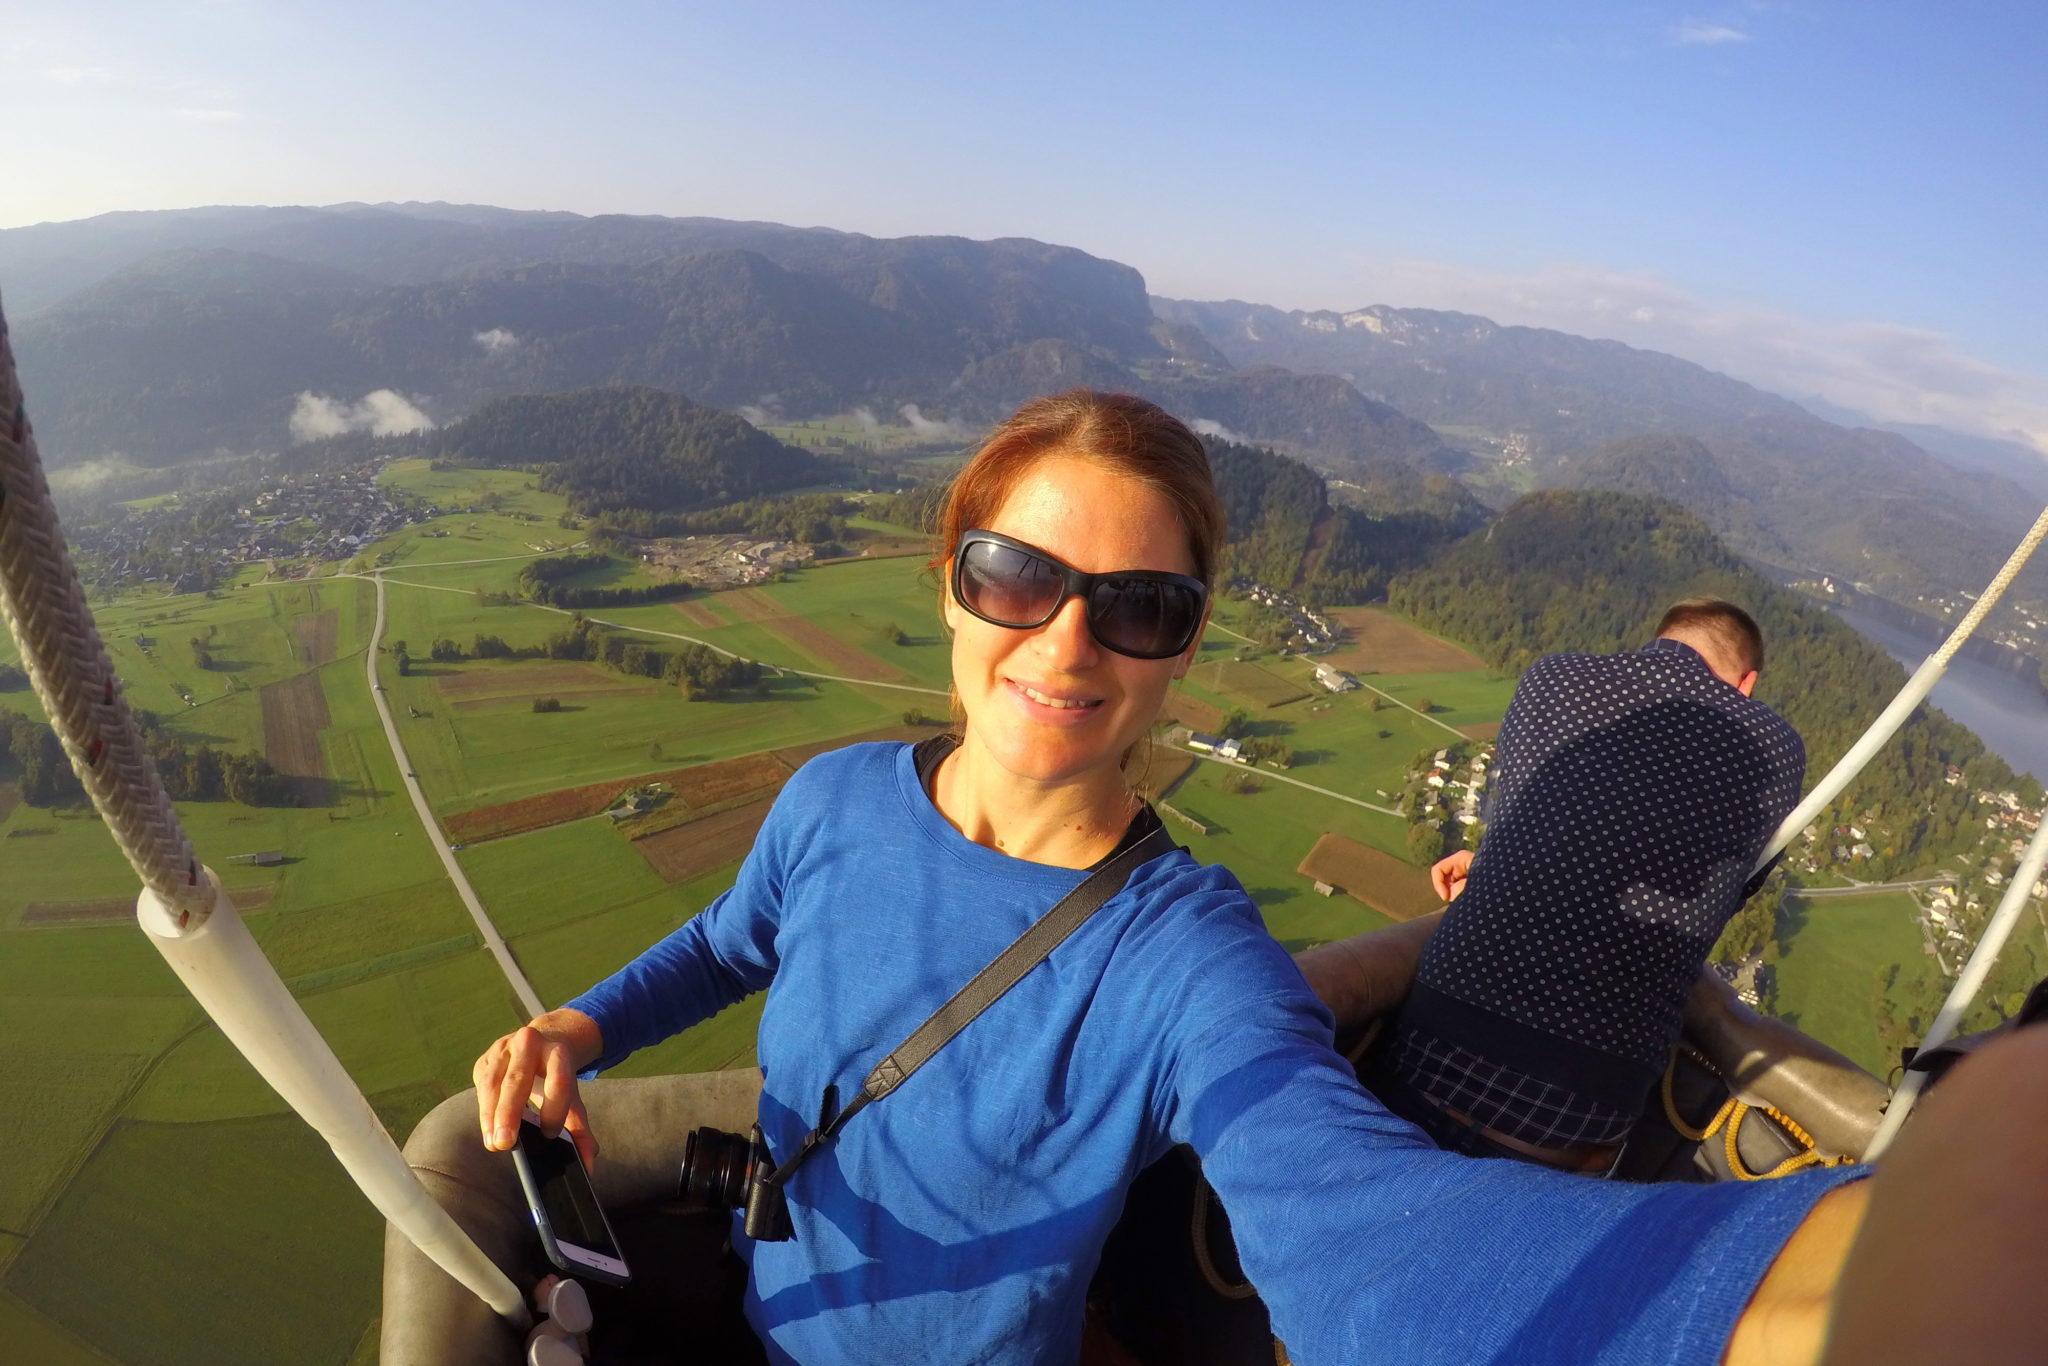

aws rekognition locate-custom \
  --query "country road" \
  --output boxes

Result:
[364,571,545,1018]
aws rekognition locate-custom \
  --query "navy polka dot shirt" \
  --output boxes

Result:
[1394,637,1806,1131]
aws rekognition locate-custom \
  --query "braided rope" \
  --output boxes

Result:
[0,296,213,926]
[1926,507,2048,670]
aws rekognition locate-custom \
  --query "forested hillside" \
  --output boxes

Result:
[426,386,830,515]
[1192,440,1484,603]
[1160,296,2048,608]
[1387,490,2038,873]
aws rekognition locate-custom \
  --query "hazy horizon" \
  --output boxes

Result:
[4,2,2044,451]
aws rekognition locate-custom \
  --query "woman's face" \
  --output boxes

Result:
[944,452,1205,788]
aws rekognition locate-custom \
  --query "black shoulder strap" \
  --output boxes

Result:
[764,808,1178,1191]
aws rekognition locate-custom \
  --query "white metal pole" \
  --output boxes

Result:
[1756,502,2048,873]
[137,871,532,1327]
[1864,807,2048,1159]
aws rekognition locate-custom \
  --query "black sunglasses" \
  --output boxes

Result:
[950,529,1208,660]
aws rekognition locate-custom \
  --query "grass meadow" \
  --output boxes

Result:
[0,491,1614,1366]
[1771,889,1936,1076]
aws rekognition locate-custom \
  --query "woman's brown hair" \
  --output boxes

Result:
[929,389,1228,589]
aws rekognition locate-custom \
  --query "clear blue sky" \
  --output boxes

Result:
[3,1,2044,445]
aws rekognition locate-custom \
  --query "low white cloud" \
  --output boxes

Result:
[737,404,773,427]
[1329,256,2048,452]
[289,390,434,443]
[473,327,519,355]
[1672,21,1751,45]
[850,406,881,431]
[1189,418,1250,444]
[44,63,117,85]
[897,404,969,439]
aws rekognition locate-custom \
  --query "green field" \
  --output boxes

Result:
[4,477,1537,1366]
[1772,890,1937,1075]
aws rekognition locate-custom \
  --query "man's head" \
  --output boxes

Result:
[1655,597,1763,696]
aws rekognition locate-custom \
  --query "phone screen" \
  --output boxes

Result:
[514,1123,622,1261]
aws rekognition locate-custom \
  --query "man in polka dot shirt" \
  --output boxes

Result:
[1359,597,1805,1171]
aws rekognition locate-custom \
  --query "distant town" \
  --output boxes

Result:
[72,461,439,592]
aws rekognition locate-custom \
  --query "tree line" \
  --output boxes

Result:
[589,493,852,547]
[397,621,765,699]
[0,709,296,808]
[517,554,695,610]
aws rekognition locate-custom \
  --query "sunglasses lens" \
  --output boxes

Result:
[960,539,1064,627]
[1089,578,1203,659]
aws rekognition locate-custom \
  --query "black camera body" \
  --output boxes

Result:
[679,1123,794,1242]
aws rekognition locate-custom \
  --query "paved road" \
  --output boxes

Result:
[364,572,545,1018]
[1787,878,1957,898]
[1205,617,1470,739]
[1182,748,1403,817]
[352,567,951,698]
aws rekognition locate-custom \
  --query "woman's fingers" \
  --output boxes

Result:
[562,1101,600,1172]
[536,1041,578,1136]
[475,1027,545,1151]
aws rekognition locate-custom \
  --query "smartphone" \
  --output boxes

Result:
[510,1114,631,1287]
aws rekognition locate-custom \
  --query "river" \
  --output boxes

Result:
[1834,607,2048,780]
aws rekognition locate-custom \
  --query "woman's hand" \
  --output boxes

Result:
[473,1008,604,1169]
[1430,849,1475,902]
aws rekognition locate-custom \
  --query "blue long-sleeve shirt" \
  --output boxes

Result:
[569,741,1857,1364]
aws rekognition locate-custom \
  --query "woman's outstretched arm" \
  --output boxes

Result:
[1727,1021,2048,1365]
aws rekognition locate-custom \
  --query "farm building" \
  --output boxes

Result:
[1312,663,1359,693]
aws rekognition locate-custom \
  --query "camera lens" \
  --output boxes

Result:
[679,1126,753,1208]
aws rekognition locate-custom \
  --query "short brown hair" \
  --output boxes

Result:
[931,390,1227,588]
[1656,597,1764,675]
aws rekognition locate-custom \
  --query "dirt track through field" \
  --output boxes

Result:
[260,672,331,805]
[1296,833,1440,921]
[24,886,273,926]
[0,781,18,825]
[633,797,776,884]
[1323,608,1485,675]
[292,609,338,666]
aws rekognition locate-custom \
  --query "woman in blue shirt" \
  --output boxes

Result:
[468,390,2043,1365]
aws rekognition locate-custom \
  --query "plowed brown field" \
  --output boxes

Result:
[672,600,726,628]
[1459,722,1502,741]
[633,798,775,884]
[260,672,330,804]
[1131,744,1197,802]
[1296,833,1440,921]
[756,615,913,683]
[722,588,789,623]
[1323,608,1484,675]
[1160,691,1223,734]
[292,609,338,666]
[0,781,18,825]
[446,750,799,844]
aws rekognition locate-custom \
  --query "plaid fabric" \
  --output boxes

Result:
[1392,1029,1635,1149]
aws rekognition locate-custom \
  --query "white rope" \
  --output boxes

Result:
[1755,502,2048,872]
[0,292,529,1328]
[0,304,212,924]
[1864,797,2048,1159]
